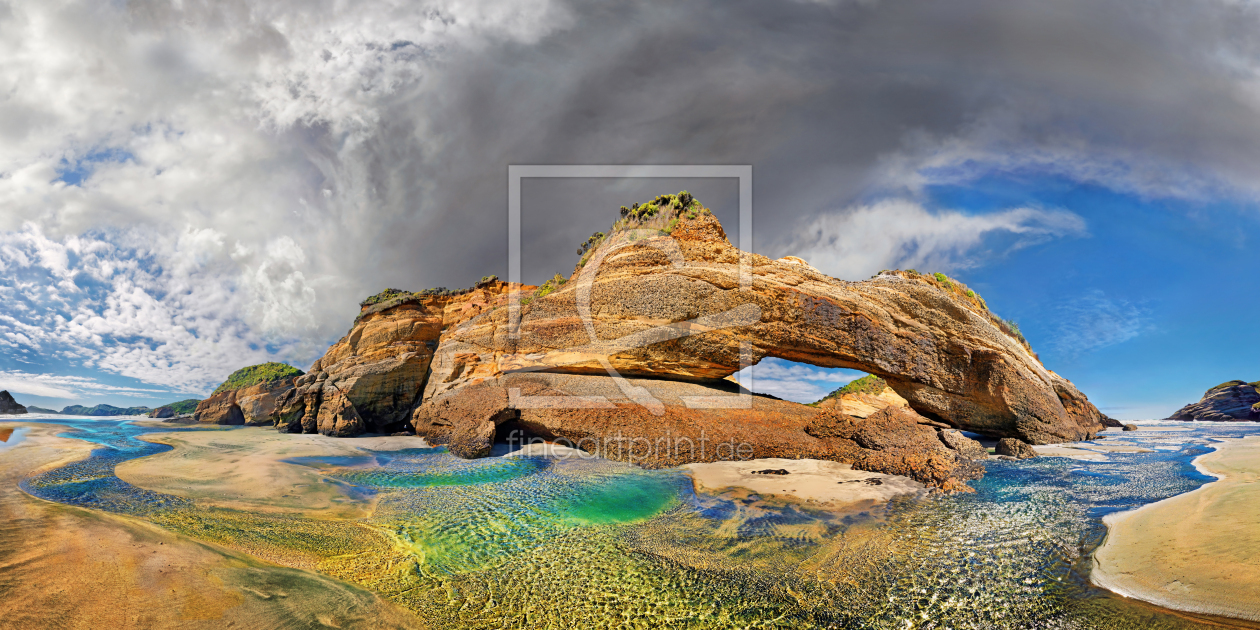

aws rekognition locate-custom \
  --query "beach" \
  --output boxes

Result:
[1092,434,1260,621]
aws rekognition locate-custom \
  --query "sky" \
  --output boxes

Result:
[1,0,1258,418]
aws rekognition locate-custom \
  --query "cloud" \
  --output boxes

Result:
[2,0,1260,392]
[0,223,310,393]
[0,370,170,400]
[1052,290,1153,356]
[782,199,1087,280]
[731,358,862,403]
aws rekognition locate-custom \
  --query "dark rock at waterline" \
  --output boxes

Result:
[448,419,496,459]
[1168,381,1260,421]
[1100,414,1124,428]
[752,469,790,475]
[0,391,27,415]
[996,438,1038,459]
[1122,423,1138,431]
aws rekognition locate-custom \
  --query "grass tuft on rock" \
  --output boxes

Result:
[810,374,888,405]
[212,363,304,395]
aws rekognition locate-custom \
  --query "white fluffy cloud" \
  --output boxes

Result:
[783,199,1088,281]
[731,358,862,403]
[0,0,571,394]
[0,370,169,399]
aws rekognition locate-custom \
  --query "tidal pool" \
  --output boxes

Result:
[8,417,1260,629]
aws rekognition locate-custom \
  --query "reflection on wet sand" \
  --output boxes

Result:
[4,419,1260,629]
[0,422,423,629]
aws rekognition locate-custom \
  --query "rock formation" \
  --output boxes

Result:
[149,406,175,419]
[411,371,986,491]
[291,279,534,437]
[194,363,304,425]
[422,203,1103,446]
[234,193,1104,490]
[814,376,910,418]
[0,391,27,415]
[996,438,1037,459]
[1168,381,1260,421]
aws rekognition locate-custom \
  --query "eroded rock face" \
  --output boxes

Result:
[412,372,985,490]
[296,281,534,436]
[0,391,27,415]
[427,213,1104,444]
[815,385,909,418]
[1168,381,1260,421]
[194,378,299,426]
[149,406,175,419]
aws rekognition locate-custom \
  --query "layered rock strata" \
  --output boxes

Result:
[1168,381,1260,421]
[291,280,535,436]
[815,384,910,418]
[195,375,303,425]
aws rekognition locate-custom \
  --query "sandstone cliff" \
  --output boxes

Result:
[194,363,304,425]
[291,279,535,436]
[0,391,27,415]
[1168,380,1260,421]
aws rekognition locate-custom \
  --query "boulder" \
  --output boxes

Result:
[1168,381,1260,422]
[996,438,1038,459]
[448,420,497,459]
[0,391,27,415]
[939,429,988,460]
[1122,423,1138,431]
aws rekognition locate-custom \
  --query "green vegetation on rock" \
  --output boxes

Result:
[156,399,202,415]
[212,363,304,395]
[1210,380,1247,391]
[811,374,888,405]
[60,404,153,416]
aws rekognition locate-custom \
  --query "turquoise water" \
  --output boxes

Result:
[17,417,213,514]
[10,416,1260,628]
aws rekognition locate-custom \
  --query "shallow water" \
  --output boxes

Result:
[9,417,1260,629]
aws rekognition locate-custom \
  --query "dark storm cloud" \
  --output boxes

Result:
[346,0,1260,290]
[2,0,1259,390]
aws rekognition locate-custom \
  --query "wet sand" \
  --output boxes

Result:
[684,457,926,511]
[0,422,424,629]
[118,427,429,518]
[1092,435,1260,621]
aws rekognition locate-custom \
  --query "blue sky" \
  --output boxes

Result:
[3,0,1260,419]
[734,173,1259,418]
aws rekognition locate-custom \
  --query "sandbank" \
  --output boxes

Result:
[1092,435,1260,621]
[1031,445,1108,461]
[0,422,422,629]
[117,426,432,518]
[683,457,925,510]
